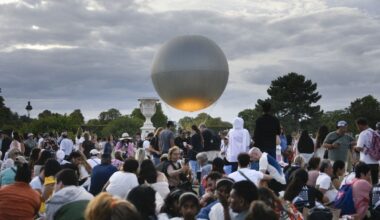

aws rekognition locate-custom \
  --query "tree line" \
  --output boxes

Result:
[1,72,379,137]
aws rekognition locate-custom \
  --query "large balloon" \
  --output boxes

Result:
[151,35,229,112]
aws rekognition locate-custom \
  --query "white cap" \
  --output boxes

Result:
[337,120,348,127]
[90,149,100,156]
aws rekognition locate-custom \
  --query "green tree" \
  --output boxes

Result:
[99,108,122,122]
[69,109,85,126]
[130,103,168,129]
[0,96,16,129]
[320,110,351,131]
[258,72,323,132]
[348,95,380,129]
[178,113,231,131]
[238,108,261,133]
[101,116,143,138]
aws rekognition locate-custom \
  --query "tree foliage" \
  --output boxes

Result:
[348,95,380,129]
[99,108,122,122]
[101,116,143,137]
[130,103,168,129]
[237,108,261,133]
[258,72,323,132]
[178,113,231,131]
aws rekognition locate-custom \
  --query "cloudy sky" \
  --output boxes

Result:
[1,0,379,123]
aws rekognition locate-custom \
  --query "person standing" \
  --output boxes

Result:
[253,102,281,158]
[187,125,204,177]
[59,132,74,160]
[159,121,175,154]
[24,133,37,157]
[323,121,354,164]
[355,117,379,185]
[296,130,315,164]
[226,117,250,172]
[199,124,220,162]
[315,125,329,159]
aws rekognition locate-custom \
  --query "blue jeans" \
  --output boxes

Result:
[189,160,199,179]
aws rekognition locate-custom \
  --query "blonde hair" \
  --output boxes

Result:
[85,192,141,220]
[154,127,164,137]
[135,148,146,165]
[168,146,180,161]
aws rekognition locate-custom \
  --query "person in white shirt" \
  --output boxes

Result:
[30,166,44,194]
[59,132,74,159]
[355,117,379,185]
[86,149,101,168]
[228,153,271,187]
[105,158,139,199]
[249,147,286,194]
[226,117,251,172]
[316,159,337,203]
[143,133,154,158]
[208,178,235,220]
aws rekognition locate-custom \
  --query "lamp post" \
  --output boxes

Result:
[25,101,32,118]
[138,98,159,138]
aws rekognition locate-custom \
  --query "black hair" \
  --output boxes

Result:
[315,125,329,149]
[15,163,31,183]
[232,180,258,204]
[297,130,314,153]
[139,159,158,184]
[127,185,156,220]
[212,157,225,174]
[101,154,112,164]
[356,117,368,126]
[44,159,62,177]
[36,150,54,165]
[167,121,174,128]
[206,171,222,182]
[123,158,139,173]
[56,169,78,186]
[284,169,308,202]
[12,131,21,142]
[333,160,345,176]
[160,189,185,217]
[179,192,200,209]
[69,151,82,160]
[307,157,321,170]
[191,125,201,135]
[246,201,278,220]
[261,102,271,113]
[237,153,251,167]
[257,187,279,209]
[355,162,371,178]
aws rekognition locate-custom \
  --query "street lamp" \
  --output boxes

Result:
[25,101,32,118]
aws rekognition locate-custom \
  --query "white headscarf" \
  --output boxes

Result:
[226,117,251,162]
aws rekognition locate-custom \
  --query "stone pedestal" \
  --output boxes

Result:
[138,98,159,138]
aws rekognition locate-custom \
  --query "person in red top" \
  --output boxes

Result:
[0,163,41,220]
[351,162,372,219]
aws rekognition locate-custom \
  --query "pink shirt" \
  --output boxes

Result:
[352,178,372,219]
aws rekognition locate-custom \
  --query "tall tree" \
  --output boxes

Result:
[258,72,323,132]
[69,109,85,125]
[348,95,380,129]
[99,108,122,122]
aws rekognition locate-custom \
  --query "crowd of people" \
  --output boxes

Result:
[0,102,380,220]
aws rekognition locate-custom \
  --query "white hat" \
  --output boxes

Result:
[90,149,100,156]
[337,120,348,127]
[27,133,34,137]
[119,132,132,141]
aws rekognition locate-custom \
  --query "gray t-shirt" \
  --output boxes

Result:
[323,131,354,161]
[159,129,174,154]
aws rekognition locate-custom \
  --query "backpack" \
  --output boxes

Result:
[307,207,333,220]
[371,183,380,218]
[367,131,380,160]
[334,180,357,215]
